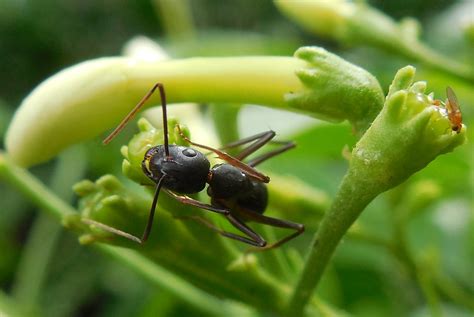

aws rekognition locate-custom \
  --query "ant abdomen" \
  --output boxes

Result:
[143,145,210,194]
[208,164,268,215]
[236,181,268,215]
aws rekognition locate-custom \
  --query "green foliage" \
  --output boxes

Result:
[0,1,472,317]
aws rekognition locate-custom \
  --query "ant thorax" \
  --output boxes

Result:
[142,145,210,194]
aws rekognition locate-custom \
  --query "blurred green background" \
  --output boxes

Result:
[0,1,472,316]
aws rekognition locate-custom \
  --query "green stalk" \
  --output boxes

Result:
[0,155,76,220]
[12,147,87,313]
[153,0,196,39]
[286,169,375,316]
[286,66,466,316]
[210,103,241,152]
[0,290,34,317]
[275,0,474,83]
[416,263,442,317]
[434,272,474,311]
[99,246,237,316]
[0,152,245,316]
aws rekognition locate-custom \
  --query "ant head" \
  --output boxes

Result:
[143,145,210,194]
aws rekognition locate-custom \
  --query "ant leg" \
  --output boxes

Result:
[175,125,270,183]
[219,131,296,164]
[219,130,276,160]
[166,190,230,215]
[247,141,295,167]
[238,208,305,252]
[176,214,267,247]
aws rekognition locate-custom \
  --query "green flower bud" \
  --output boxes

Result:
[4,56,304,167]
[351,66,466,194]
[287,47,384,134]
[5,46,384,167]
[67,172,199,250]
[66,174,152,246]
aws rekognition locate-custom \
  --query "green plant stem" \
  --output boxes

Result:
[0,154,76,220]
[434,272,474,311]
[416,265,443,317]
[153,0,196,40]
[346,226,394,250]
[0,152,244,316]
[391,200,444,316]
[275,0,473,83]
[0,290,34,317]
[353,16,473,83]
[286,168,376,316]
[403,42,473,84]
[210,103,241,152]
[12,147,87,313]
[99,246,236,316]
[12,216,60,313]
[259,225,294,282]
[352,212,473,312]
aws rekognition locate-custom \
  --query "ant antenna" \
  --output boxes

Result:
[103,83,170,157]
[80,174,167,244]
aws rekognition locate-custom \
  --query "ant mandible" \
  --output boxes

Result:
[84,83,304,251]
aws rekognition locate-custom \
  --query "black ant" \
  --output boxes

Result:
[84,83,304,251]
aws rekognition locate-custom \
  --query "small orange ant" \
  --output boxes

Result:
[433,87,463,133]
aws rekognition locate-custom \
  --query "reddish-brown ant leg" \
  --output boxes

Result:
[175,124,270,183]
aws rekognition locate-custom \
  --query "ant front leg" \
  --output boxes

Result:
[82,175,166,245]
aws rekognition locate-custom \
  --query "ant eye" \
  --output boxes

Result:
[182,148,197,157]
